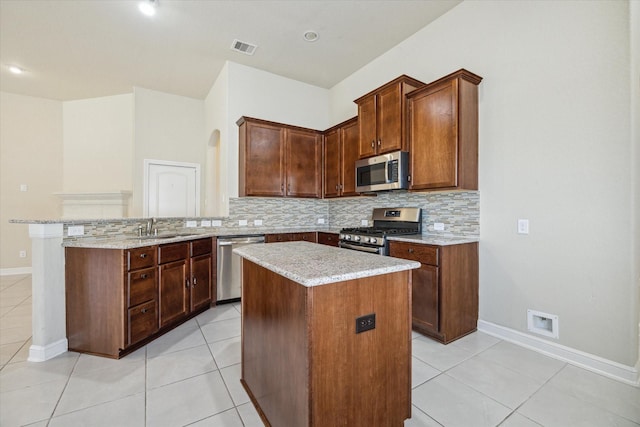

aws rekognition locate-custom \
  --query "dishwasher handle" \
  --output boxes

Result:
[218,236,265,246]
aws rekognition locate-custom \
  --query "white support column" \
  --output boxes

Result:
[28,223,68,361]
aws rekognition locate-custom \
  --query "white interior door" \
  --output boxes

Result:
[144,160,200,217]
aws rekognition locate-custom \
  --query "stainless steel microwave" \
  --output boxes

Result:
[355,151,409,192]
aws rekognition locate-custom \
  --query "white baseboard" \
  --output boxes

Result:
[478,320,639,387]
[28,338,68,362]
[0,267,32,276]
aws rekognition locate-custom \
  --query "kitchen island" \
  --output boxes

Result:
[234,241,420,427]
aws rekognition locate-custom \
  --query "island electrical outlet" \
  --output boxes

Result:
[356,313,376,333]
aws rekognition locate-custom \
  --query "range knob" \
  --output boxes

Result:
[354,236,361,242]
[369,237,377,244]
[345,235,351,240]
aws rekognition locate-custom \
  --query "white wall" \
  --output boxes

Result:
[62,94,133,194]
[132,87,206,217]
[331,0,637,367]
[0,92,63,272]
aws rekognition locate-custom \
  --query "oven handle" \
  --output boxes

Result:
[340,242,381,254]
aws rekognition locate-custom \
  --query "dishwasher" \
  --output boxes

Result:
[217,235,265,303]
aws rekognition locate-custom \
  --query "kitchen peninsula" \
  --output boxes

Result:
[234,241,420,427]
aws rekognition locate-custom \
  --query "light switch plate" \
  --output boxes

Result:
[434,223,445,231]
[211,220,222,227]
[185,220,197,228]
[361,219,368,226]
[239,220,248,226]
[254,219,263,226]
[317,218,325,224]
[517,219,529,234]
[200,220,212,227]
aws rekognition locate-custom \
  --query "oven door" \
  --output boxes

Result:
[339,241,384,255]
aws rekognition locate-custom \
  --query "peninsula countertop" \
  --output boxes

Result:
[233,241,420,287]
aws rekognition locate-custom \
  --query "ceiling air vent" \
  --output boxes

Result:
[231,39,257,56]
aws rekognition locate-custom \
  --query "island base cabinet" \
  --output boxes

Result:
[241,260,411,427]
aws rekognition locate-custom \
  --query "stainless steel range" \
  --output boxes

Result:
[339,207,422,255]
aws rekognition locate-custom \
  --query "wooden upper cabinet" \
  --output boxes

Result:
[238,117,321,198]
[407,69,482,191]
[354,75,424,159]
[323,116,359,198]
[286,127,322,198]
[238,118,285,197]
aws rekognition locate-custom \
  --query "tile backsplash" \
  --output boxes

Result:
[62,190,479,241]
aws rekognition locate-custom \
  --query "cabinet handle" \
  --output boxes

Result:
[193,277,197,286]
[141,308,148,314]
[377,139,381,146]
[185,278,190,288]
[371,140,375,148]
[140,273,148,279]
[408,248,414,253]
[281,184,284,191]
[140,253,147,259]
[335,185,338,190]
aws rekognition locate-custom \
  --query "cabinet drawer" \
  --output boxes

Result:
[127,247,156,270]
[389,242,439,266]
[128,267,157,307]
[317,232,339,247]
[128,300,158,345]
[292,232,317,243]
[191,238,212,257]
[158,242,189,264]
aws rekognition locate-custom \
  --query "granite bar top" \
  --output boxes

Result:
[233,241,420,287]
[387,234,479,246]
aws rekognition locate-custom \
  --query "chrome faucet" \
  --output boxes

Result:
[145,217,157,236]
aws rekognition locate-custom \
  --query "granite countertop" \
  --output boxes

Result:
[62,227,343,249]
[387,234,479,246]
[233,241,420,287]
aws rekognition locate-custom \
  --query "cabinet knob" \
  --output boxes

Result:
[140,253,147,259]
[193,277,197,286]
[141,308,148,314]
[185,278,190,288]
[408,248,414,253]
[140,273,148,279]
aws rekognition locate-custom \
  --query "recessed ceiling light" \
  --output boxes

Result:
[138,0,158,17]
[8,65,24,75]
[303,31,319,42]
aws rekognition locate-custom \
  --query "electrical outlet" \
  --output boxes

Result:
[185,220,197,228]
[254,219,263,226]
[361,219,368,226]
[434,222,445,231]
[200,220,212,227]
[19,184,28,192]
[19,250,27,258]
[355,313,376,334]
[317,218,325,224]
[67,225,84,236]
[211,220,222,227]
[239,220,248,226]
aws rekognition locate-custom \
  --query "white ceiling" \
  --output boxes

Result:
[0,0,462,101]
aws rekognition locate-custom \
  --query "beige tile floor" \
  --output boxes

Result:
[1,274,638,426]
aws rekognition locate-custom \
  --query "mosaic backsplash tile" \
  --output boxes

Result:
[61,191,479,241]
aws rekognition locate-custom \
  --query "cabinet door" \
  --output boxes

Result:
[190,254,212,312]
[323,129,341,198]
[244,121,285,196]
[357,94,377,158]
[412,265,439,333]
[159,259,189,328]
[340,119,360,196]
[376,83,403,154]
[286,128,321,198]
[409,79,458,190]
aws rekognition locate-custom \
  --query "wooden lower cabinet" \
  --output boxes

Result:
[65,237,213,359]
[389,240,478,344]
[241,260,411,426]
